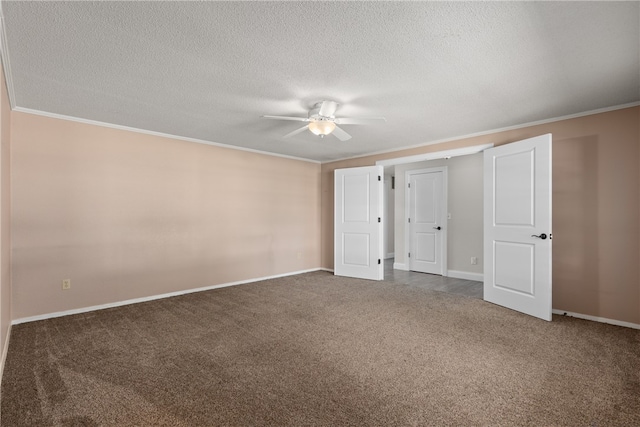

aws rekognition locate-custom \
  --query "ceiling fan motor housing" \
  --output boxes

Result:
[309,104,335,122]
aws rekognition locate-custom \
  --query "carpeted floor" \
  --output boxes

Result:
[2,271,639,426]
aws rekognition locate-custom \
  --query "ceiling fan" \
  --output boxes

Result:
[262,100,386,141]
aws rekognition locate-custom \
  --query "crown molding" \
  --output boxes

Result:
[326,101,640,164]
[13,107,321,164]
[9,99,639,167]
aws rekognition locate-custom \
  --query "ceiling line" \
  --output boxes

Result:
[0,9,16,109]
[13,101,639,166]
[12,106,322,165]
[328,101,640,164]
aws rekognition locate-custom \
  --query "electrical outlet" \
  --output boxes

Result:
[62,279,71,290]
[471,257,478,265]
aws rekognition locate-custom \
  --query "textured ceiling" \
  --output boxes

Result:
[2,1,639,162]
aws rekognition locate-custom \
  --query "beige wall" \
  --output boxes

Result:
[322,107,640,324]
[4,101,640,325]
[0,65,11,371]
[393,153,484,275]
[11,113,321,320]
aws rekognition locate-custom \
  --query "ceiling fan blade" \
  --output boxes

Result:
[282,125,309,139]
[335,117,387,125]
[318,101,338,117]
[331,125,352,141]
[262,115,309,122]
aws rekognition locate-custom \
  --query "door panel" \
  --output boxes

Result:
[415,233,436,263]
[343,175,369,222]
[334,166,383,280]
[484,134,552,321]
[495,150,534,226]
[494,241,534,295]
[343,233,370,266]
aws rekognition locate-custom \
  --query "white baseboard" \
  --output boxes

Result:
[447,270,484,282]
[385,253,394,259]
[12,268,327,325]
[16,268,638,332]
[552,309,640,330]
[0,323,11,385]
[393,262,408,271]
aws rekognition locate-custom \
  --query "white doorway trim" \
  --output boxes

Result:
[376,143,494,167]
[405,167,448,276]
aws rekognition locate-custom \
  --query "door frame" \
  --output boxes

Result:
[404,167,448,276]
[378,144,492,273]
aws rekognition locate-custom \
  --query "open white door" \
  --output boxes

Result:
[484,134,552,321]
[334,166,383,280]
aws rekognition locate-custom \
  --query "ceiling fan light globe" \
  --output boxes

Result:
[308,120,336,136]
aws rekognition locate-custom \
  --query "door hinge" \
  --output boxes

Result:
[408,252,411,258]
[408,183,411,188]
[378,217,381,223]
[378,259,381,265]
[408,218,411,223]
[378,175,381,181]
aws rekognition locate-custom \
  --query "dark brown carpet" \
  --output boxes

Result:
[2,271,639,426]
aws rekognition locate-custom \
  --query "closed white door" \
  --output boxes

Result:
[483,134,552,321]
[334,166,383,280]
[408,169,446,275]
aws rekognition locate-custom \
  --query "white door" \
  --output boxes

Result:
[407,169,446,275]
[484,134,552,321]
[334,166,384,280]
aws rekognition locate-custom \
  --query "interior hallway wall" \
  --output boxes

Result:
[11,112,321,320]
[321,106,640,325]
[383,174,395,258]
[393,154,483,276]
